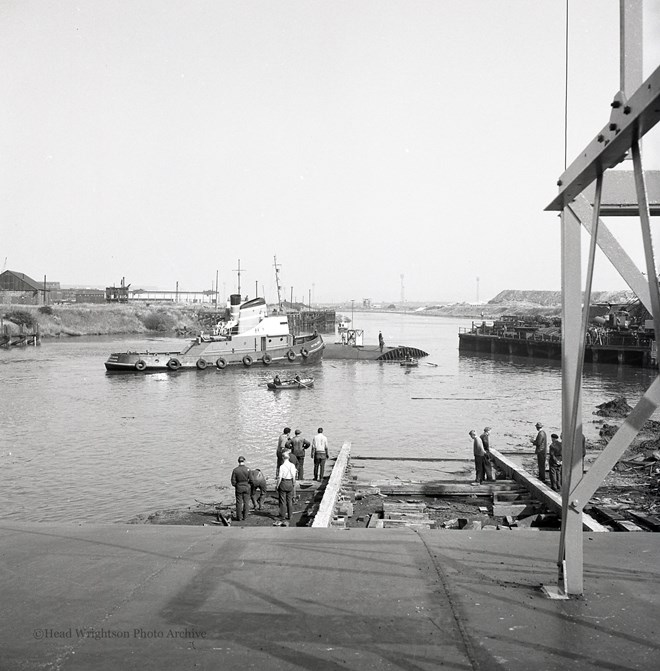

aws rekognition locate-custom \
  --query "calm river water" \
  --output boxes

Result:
[1,312,656,523]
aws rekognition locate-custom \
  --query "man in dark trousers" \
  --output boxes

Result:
[249,467,268,510]
[469,429,486,485]
[480,426,495,481]
[290,429,311,480]
[549,433,563,492]
[230,456,251,521]
[532,422,548,482]
[311,427,329,481]
[277,449,297,522]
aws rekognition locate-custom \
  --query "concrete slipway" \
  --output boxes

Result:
[0,523,658,670]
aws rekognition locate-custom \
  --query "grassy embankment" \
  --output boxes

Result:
[1,301,565,339]
[0,303,214,338]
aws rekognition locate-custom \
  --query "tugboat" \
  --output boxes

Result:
[104,294,324,372]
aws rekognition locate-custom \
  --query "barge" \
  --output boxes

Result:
[105,294,324,372]
[459,315,657,367]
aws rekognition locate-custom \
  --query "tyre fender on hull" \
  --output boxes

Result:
[262,353,272,365]
[287,349,296,362]
[167,358,181,371]
[242,355,253,367]
[196,358,208,370]
[135,359,147,371]
[300,347,309,358]
[216,357,228,369]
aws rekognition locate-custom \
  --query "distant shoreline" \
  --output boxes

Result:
[1,301,561,339]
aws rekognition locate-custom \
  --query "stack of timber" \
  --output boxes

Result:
[379,501,434,530]
[587,505,645,532]
[365,500,435,530]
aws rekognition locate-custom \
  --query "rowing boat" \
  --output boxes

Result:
[267,377,314,390]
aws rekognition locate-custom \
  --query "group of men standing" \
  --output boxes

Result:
[276,426,329,482]
[468,427,495,485]
[230,427,330,524]
[469,423,565,492]
[532,422,564,492]
[274,426,330,521]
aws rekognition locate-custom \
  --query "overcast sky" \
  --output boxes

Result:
[2,1,659,304]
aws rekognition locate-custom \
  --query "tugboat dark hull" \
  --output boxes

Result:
[105,334,324,372]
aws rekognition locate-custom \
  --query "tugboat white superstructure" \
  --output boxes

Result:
[105,295,324,372]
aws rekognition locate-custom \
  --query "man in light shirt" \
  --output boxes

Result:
[311,427,329,481]
[276,449,297,522]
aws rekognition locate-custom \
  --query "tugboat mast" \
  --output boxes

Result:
[233,259,245,297]
[273,255,283,312]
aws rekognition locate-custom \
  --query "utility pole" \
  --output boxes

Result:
[255,280,258,299]
[215,269,219,308]
[476,276,480,303]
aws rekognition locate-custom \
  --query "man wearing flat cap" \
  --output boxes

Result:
[480,426,495,481]
[531,422,548,482]
[231,456,251,521]
[290,429,310,481]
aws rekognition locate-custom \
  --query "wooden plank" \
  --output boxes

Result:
[488,448,609,533]
[382,502,426,512]
[384,513,430,521]
[629,511,660,531]
[382,520,432,529]
[590,505,627,524]
[376,480,521,496]
[614,520,643,532]
[352,456,471,462]
[366,513,381,528]
[493,491,530,503]
[312,442,351,528]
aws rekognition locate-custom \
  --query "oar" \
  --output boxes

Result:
[425,361,438,367]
